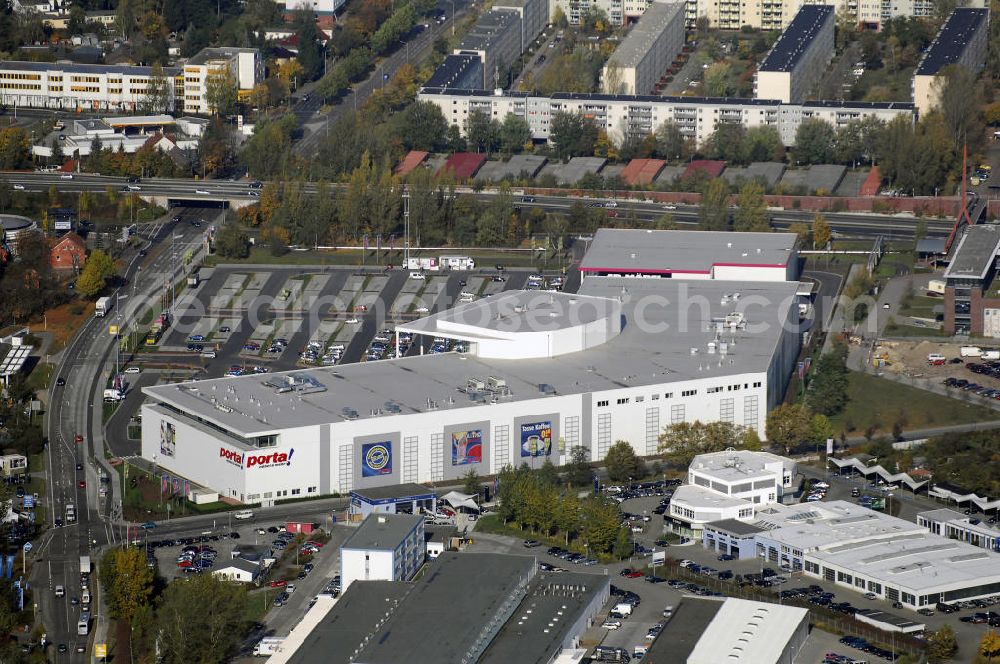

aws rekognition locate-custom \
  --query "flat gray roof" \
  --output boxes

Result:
[645,597,723,663]
[355,553,535,663]
[351,483,435,502]
[480,572,609,664]
[143,278,798,436]
[945,224,1000,281]
[0,59,180,76]
[457,8,520,52]
[187,47,257,65]
[608,1,684,68]
[579,228,796,273]
[854,608,924,630]
[285,581,411,664]
[706,518,767,537]
[343,514,423,551]
[548,156,606,185]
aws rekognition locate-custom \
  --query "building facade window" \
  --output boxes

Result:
[743,395,759,427]
[430,433,444,481]
[597,413,612,457]
[645,407,660,455]
[670,404,685,424]
[720,398,734,422]
[564,416,580,452]
[402,436,419,484]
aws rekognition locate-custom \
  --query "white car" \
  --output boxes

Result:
[346,316,359,324]
[124,366,141,374]
[128,185,141,191]
[663,203,677,210]
[602,620,622,630]
[409,272,426,280]
[60,174,73,179]
[286,584,296,594]
[55,585,65,597]
[13,184,25,190]
[813,481,829,489]
[604,201,618,208]
[195,189,210,195]
[414,306,430,313]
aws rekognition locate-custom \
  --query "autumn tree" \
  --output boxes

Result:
[659,421,760,468]
[140,63,172,113]
[926,624,958,662]
[102,547,154,622]
[979,629,1000,663]
[813,212,832,248]
[205,69,238,116]
[765,403,813,455]
[698,177,730,231]
[733,180,769,232]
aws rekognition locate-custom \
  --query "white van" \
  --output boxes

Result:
[233,510,254,520]
[82,590,91,606]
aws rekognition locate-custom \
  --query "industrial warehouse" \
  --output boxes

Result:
[140,230,803,504]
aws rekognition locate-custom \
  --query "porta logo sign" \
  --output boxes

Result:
[219,447,294,469]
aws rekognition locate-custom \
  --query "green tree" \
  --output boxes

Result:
[765,403,813,455]
[466,109,500,154]
[102,547,154,621]
[537,459,561,487]
[806,344,849,416]
[565,445,593,487]
[613,526,633,559]
[293,10,324,81]
[794,118,836,165]
[698,178,730,231]
[553,493,581,545]
[655,120,690,161]
[499,113,531,155]
[706,123,747,164]
[810,414,834,447]
[733,180,769,232]
[579,497,621,554]
[140,63,172,113]
[813,212,832,248]
[462,468,481,496]
[604,441,642,482]
[744,125,785,162]
[393,101,448,152]
[933,64,984,146]
[214,222,250,258]
[927,624,958,662]
[658,421,760,467]
[0,127,32,170]
[549,111,598,160]
[157,574,250,664]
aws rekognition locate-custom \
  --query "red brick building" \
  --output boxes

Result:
[50,232,86,273]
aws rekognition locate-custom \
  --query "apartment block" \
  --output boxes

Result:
[912,7,989,116]
[181,47,263,114]
[602,1,686,95]
[755,5,834,103]
[455,9,524,89]
[418,87,913,147]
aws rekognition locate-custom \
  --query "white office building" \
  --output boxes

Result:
[341,513,425,590]
[754,500,1000,609]
[668,450,796,537]
[275,0,346,15]
[754,5,834,103]
[602,1,686,96]
[417,87,914,147]
[140,230,804,505]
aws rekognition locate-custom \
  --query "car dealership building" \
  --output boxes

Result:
[140,230,803,505]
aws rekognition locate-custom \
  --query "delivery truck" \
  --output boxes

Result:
[95,297,111,317]
[253,637,285,656]
[80,555,90,574]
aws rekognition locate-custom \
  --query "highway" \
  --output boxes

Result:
[1,171,957,239]
[37,208,211,659]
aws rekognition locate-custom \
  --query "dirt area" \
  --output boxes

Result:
[27,299,94,353]
[873,340,995,383]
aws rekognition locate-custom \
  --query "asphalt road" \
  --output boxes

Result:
[37,207,213,659]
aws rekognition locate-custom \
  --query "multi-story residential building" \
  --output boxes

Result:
[417,87,914,147]
[602,1,686,95]
[0,47,262,114]
[754,5,834,103]
[912,7,989,116]
[455,9,524,89]
[494,0,548,55]
[685,0,984,30]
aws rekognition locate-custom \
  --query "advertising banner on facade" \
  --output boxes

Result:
[451,430,483,466]
[520,421,552,457]
[159,421,176,457]
[361,441,393,477]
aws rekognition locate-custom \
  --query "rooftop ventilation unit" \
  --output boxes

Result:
[467,377,486,391]
[384,401,402,414]
[538,383,556,395]
[341,407,359,420]
[487,376,506,390]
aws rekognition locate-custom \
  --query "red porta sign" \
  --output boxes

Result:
[219,448,294,469]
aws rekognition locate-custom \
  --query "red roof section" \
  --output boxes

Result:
[396,150,429,177]
[439,152,487,179]
[621,159,666,186]
[859,166,881,197]
[684,160,726,179]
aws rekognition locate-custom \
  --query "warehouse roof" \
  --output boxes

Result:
[759,4,833,72]
[606,0,684,69]
[705,519,767,537]
[354,553,535,663]
[945,224,1000,281]
[343,514,423,551]
[479,573,609,664]
[915,8,989,75]
[143,277,798,436]
[579,228,796,274]
[644,597,724,662]
[285,581,411,664]
[686,598,808,664]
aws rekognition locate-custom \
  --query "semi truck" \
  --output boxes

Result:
[95,297,111,317]
[439,255,475,270]
[145,311,171,346]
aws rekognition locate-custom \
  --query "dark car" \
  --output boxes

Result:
[56,377,66,386]
[127,176,140,183]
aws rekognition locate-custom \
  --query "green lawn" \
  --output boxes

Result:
[828,371,999,436]
[897,295,940,319]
